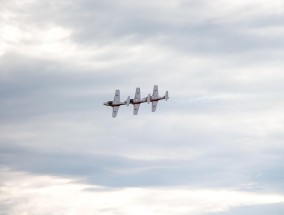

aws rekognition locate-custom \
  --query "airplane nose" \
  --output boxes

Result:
[103,102,107,106]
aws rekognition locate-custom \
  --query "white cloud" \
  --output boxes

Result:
[0,23,74,58]
[1,0,284,213]
[1,168,283,215]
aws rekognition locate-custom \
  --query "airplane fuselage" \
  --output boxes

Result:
[150,96,166,102]
[104,101,126,107]
[130,97,148,104]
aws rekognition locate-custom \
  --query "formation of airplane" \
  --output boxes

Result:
[103,85,169,117]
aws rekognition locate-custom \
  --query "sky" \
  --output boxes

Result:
[1,0,284,214]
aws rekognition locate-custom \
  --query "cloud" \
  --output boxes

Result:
[208,203,284,215]
[1,0,284,214]
[1,168,284,215]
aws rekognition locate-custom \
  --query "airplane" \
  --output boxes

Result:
[103,90,127,118]
[127,87,151,115]
[103,86,169,117]
[150,85,169,112]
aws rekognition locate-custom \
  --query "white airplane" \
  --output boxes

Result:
[126,87,151,115]
[150,85,169,112]
[104,86,169,117]
[103,90,126,118]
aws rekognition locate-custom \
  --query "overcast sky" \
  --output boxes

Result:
[1,0,284,214]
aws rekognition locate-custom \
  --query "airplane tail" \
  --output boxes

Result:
[152,85,159,99]
[165,91,169,101]
[126,96,130,106]
[147,94,151,104]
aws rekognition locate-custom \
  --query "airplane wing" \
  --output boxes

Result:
[112,106,119,118]
[133,104,140,115]
[152,101,158,112]
[114,90,120,102]
[153,85,159,98]
[135,88,141,100]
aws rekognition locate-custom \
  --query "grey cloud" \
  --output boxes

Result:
[47,0,284,55]
[252,150,284,192]
[1,140,283,190]
[1,70,283,193]
[1,1,284,214]
[7,0,284,56]
[0,143,246,187]
[1,53,283,191]
[207,203,284,215]
[0,53,144,121]
[4,0,284,96]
